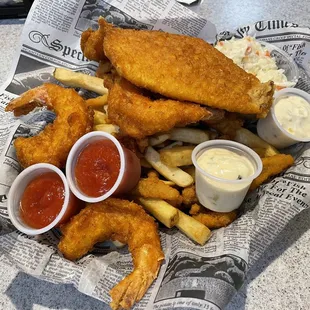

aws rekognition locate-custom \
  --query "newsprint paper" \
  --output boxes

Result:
[1,1,310,309]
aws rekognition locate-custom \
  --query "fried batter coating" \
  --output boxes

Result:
[5,83,93,168]
[131,177,181,202]
[189,204,237,229]
[250,154,294,190]
[117,136,148,157]
[205,113,244,139]
[97,18,274,116]
[80,19,112,61]
[107,77,214,138]
[58,198,164,310]
[182,186,198,206]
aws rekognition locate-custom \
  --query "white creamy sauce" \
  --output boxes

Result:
[215,37,294,87]
[274,95,310,139]
[197,148,254,181]
[195,147,256,212]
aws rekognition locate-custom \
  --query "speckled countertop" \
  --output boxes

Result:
[1,1,310,309]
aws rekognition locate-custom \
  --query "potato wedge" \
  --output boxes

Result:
[159,146,194,167]
[54,68,108,94]
[169,128,210,144]
[145,146,193,187]
[235,128,279,157]
[139,198,179,228]
[176,210,211,245]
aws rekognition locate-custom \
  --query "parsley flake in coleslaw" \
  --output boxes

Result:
[215,36,295,88]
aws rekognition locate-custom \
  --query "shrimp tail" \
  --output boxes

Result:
[58,199,164,310]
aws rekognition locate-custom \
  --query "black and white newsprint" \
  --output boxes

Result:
[0,1,310,309]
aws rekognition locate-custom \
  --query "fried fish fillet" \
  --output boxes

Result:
[107,77,215,138]
[83,18,275,116]
[250,154,294,190]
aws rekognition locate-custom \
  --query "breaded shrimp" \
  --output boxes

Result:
[58,198,164,310]
[5,83,93,168]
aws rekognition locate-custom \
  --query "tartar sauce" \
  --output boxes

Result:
[274,95,310,139]
[215,37,294,88]
[197,148,254,181]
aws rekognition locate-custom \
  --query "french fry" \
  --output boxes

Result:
[161,141,183,150]
[53,68,108,94]
[138,198,179,228]
[145,146,193,187]
[94,124,119,135]
[176,210,211,245]
[169,128,210,144]
[162,180,175,186]
[140,158,152,168]
[93,110,108,125]
[159,146,194,167]
[86,94,108,109]
[235,128,279,157]
[183,166,196,180]
[149,133,171,146]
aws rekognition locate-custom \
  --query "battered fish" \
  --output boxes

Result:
[81,18,274,116]
[107,77,214,138]
[58,198,164,310]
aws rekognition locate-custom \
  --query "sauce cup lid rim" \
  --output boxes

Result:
[192,140,263,184]
[7,163,70,235]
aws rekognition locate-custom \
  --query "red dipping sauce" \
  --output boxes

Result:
[75,139,121,197]
[20,172,65,229]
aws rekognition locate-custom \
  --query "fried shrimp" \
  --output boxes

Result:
[5,83,93,168]
[58,198,164,310]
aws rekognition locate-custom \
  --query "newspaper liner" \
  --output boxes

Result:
[1,1,310,309]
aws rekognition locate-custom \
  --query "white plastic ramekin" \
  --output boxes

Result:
[257,88,310,149]
[7,163,77,235]
[66,131,141,203]
[192,140,262,213]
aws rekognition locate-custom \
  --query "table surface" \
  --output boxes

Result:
[1,1,310,309]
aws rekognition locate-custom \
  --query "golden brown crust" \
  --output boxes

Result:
[101,20,274,115]
[189,204,237,229]
[131,177,181,202]
[6,83,93,168]
[107,77,213,138]
[250,154,294,190]
[59,198,164,310]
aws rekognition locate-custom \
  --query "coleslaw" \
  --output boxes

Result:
[215,36,295,88]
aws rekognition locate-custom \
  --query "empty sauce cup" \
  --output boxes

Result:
[7,163,79,235]
[192,140,262,213]
[66,131,141,203]
[257,88,310,149]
